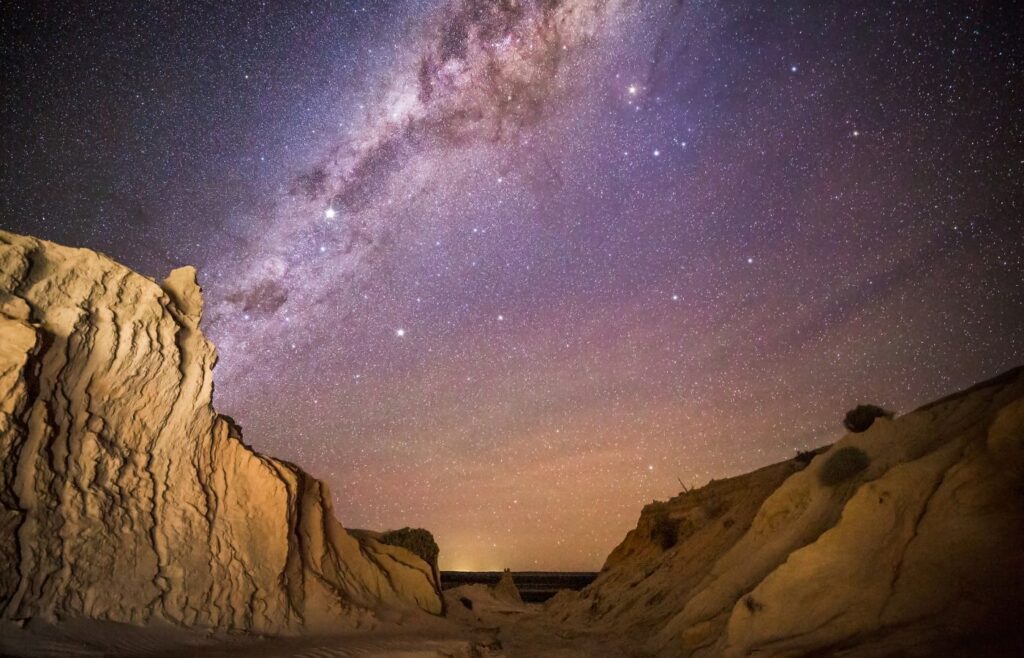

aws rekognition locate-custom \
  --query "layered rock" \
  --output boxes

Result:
[548,368,1024,656]
[0,230,442,634]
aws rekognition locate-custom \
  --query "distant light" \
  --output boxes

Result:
[747,257,754,264]
[653,149,661,157]
[395,328,406,338]
[628,84,638,95]
[672,294,679,301]
[325,207,336,219]
[852,130,860,137]
[498,315,505,321]
[790,65,798,73]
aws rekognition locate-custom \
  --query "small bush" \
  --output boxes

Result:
[795,449,819,465]
[649,514,680,550]
[379,527,439,567]
[819,446,870,486]
[843,404,893,433]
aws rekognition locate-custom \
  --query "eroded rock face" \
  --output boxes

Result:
[548,368,1024,656]
[0,230,442,633]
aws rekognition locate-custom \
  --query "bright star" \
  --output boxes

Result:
[395,328,406,338]
[747,257,754,264]
[628,84,638,95]
[325,207,336,219]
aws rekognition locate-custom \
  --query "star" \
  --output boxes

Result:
[8,0,1017,575]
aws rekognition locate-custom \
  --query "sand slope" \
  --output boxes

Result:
[548,367,1024,656]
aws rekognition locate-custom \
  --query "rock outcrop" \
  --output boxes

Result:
[548,368,1024,656]
[492,570,523,606]
[0,230,442,634]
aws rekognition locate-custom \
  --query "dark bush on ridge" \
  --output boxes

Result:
[843,404,893,433]
[794,449,816,465]
[819,446,870,486]
[650,514,680,550]
[379,527,439,567]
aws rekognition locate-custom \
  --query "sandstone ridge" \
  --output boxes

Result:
[548,367,1024,656]
[0,230,442,634]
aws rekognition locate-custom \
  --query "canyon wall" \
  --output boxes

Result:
[0,230,442,634]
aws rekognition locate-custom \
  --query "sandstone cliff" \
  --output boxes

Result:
[0,230,442,634]
[548,368,1024,656]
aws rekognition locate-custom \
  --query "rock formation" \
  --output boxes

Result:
[548,368,1024,656]
[492,570,523,606]
[0,230,442,634]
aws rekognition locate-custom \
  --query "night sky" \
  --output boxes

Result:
[2,1,1022,570]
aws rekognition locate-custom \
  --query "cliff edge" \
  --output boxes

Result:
[0,230,442,635]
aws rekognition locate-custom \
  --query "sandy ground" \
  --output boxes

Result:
[0,618,491,657]
[0,598,633,658]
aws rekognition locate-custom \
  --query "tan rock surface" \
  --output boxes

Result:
[0,230,442,634]
[548,368,1024,656]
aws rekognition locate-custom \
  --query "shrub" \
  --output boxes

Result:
[379,527,439,567]
[819,446,870,486]
[649,514,680,550]
[843,404,893,433]
[794,449,816,465]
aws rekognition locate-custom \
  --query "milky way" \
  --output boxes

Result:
[3,1,1023,569]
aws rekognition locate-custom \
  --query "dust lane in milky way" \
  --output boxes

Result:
[2,0,1022,569]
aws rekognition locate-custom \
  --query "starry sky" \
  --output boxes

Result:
[2,1,1022,570]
